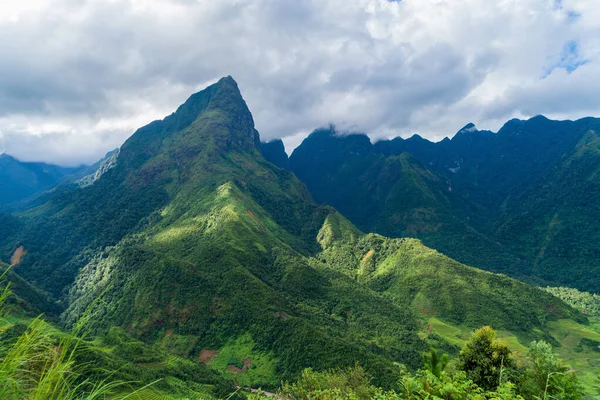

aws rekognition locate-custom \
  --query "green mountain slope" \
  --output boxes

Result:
[291,119,600,293]
[0,261,57,317]
[374,117,600,209]
[493,129,600,292]
[288,128,523,278]
[288,128,472,234]
[313,213,581,335]
[0,77,596,390]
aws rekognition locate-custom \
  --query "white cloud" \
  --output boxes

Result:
[0,0,598,164]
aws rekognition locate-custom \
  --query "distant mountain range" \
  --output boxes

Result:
[0,149,119,209]
[1,77,598,392]
[263,117,600,293]
[0,153,84,206]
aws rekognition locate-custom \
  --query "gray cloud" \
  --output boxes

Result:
[0,0,599,165]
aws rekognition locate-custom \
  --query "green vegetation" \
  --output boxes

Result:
[518,340,583,400]
[419,317,600,397]
[0,77,598,397]
[0,269,133,399]
[269,327,584,400]
[458,326,514,391]
[313,214,582,337]
[208,334,278,387]
[422,348,448,379]
[1,77,428,389]
[494,129,600,292]
[289,119,600,293]
[0,268,241,399]
[544,287,600,318]
[288,128,495,259]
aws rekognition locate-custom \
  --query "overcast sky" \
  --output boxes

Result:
[0,0,598,165]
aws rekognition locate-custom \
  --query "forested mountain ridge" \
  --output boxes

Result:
[374,116,600,209]
[0,77,598,395]
[289,118,600,292]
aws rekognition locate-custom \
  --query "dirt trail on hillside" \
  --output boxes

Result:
[246,210,265,228]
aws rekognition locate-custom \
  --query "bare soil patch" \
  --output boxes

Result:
[198,349,218,364]
[361,249,374,262]
[11,246,26,265]
[227,358,252,374]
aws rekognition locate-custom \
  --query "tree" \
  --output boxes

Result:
[458,326,514,391]
[423,348,448,379]
[281,364,378,400]
[518,340,583,400]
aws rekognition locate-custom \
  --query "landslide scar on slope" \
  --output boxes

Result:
[361,250,374,262]
[10,246,26,265]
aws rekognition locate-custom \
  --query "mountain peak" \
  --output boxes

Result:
[451,123,482,141]
[217,75,236,84]
[0,153,19,165]
[172,75,246,126]
[118,76,260,171]
[406,133,425,141]
[175,75,259,151]
[457,123,477,134]
[529,114,549,122]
